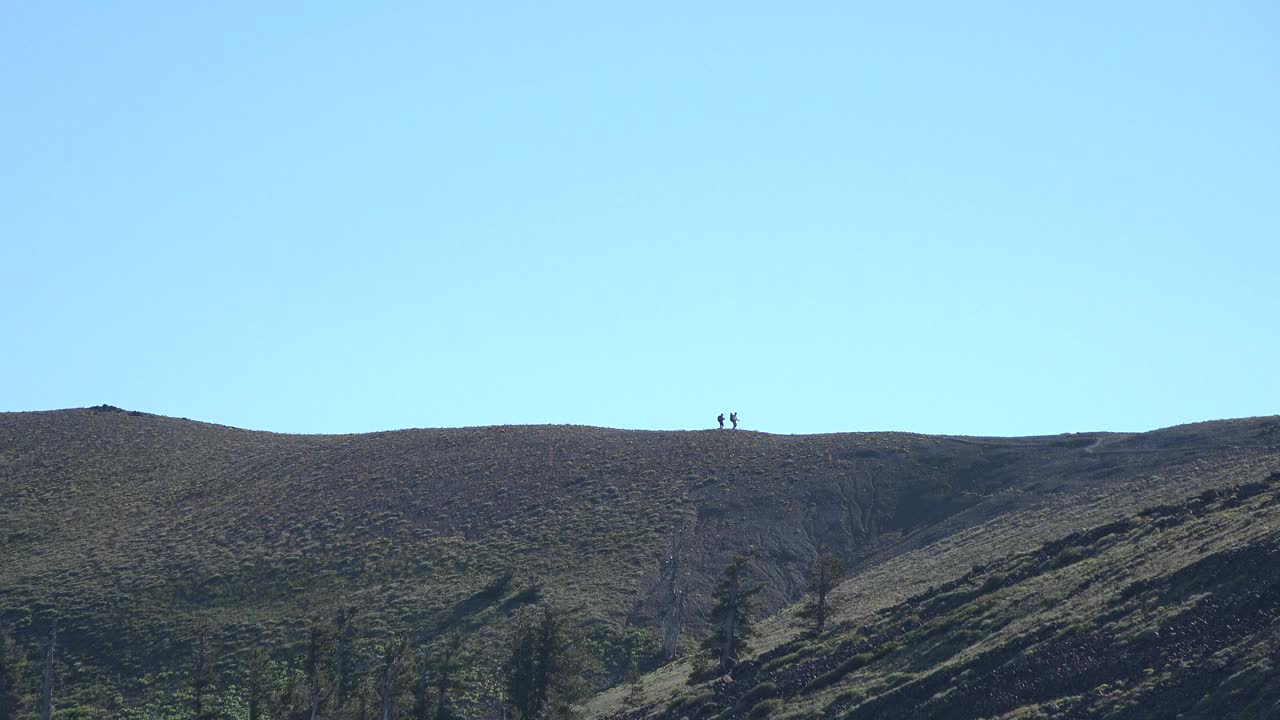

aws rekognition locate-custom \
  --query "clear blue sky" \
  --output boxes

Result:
[3,2,1277,436]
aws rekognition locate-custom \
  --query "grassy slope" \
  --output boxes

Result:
[1,408,1278,716]
[589,427,1280,719]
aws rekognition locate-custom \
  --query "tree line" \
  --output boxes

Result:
[0,547,847,720]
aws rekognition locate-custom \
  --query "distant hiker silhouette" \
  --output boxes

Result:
[717,413,725,430]
[730,412,738,430]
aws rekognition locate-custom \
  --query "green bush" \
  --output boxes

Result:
[667,688,714,716]
[1052,546,1087,568]
[805,652,876,692]
[760,641,824,673]
[979,572,1008,594]
[747,698,784,719]
[740,681,778,706]
[826,688,866,712]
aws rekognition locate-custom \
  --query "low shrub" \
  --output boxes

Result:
[747,698,783,719]
[826,687,866,712]
[740,681,778,706]
[805,652,876,692]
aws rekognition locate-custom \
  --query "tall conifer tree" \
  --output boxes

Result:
[701,557,764,673]
[798,547,846,635]
[334,606,358,711]
[431,635,464,720]
[303,618,336,720]
[374,636,407,720]
[0,625,27,720]
[243,646,272,720]
[504,605,583,719]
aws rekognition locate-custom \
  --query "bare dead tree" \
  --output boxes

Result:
[660,528,690,660]
[190,626,215,720]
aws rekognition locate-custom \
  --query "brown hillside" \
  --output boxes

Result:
[1,408,1278,715]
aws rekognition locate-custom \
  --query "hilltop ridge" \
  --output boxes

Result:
[1,408,1278,717]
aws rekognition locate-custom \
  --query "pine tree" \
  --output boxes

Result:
[622,654,645,711]
[0,624,28,720]
[798,547,846,636]
[373,636,407,720]
[334,606,359,712]
[355,673,375,720]
[505,620,540,719]
[430,635,463,720]
[243,646,272,720]
[269,660,305,720]
[409,645,429,720]
[302,618,336,720]
[701,557,764,674]
[504,605,584,719]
